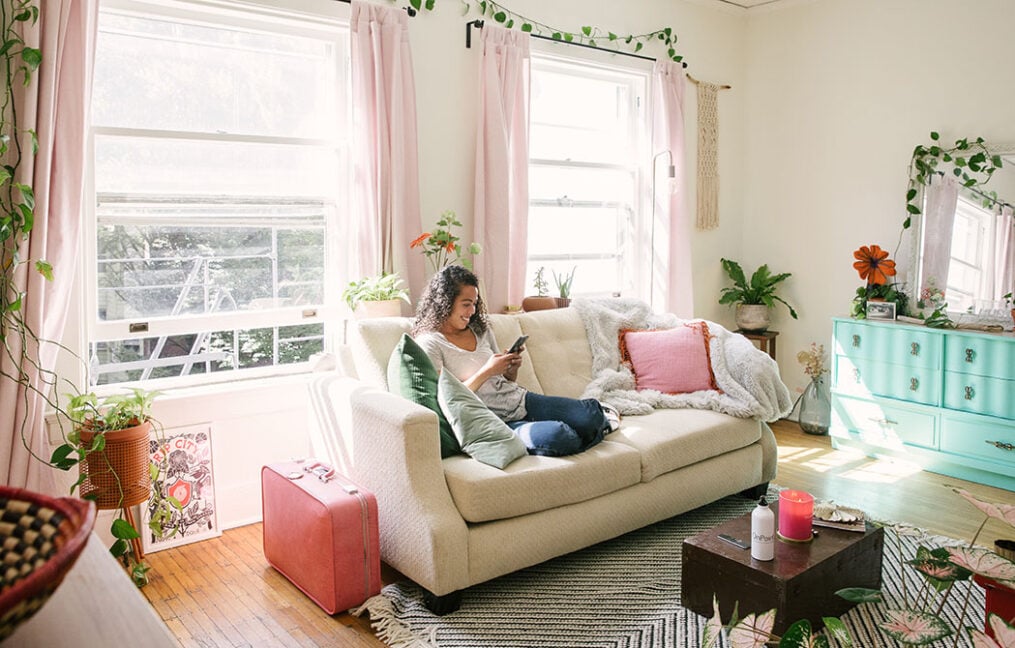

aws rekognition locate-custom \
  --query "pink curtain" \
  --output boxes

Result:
[0,0,97,492]
[350,0,424,301]
[650,62,692,317]
[474,25,529,313]
[986,205,1014,302]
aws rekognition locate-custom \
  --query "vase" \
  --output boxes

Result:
[798,376,830,436]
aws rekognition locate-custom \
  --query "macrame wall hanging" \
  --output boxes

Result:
[689,75,731,231]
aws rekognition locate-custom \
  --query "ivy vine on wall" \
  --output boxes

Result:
[401,0,684,63]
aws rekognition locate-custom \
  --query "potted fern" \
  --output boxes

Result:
[718,258,798,332]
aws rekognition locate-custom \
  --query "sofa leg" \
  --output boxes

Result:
[423,589,462,615]
[740,482,769,500]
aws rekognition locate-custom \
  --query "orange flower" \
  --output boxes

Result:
[853,244,897,285]
[445,241,456,253]
[410,232,430,248]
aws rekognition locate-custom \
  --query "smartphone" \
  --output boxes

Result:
[507,335,529,354]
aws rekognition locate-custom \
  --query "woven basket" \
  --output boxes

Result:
[0,486,96,641]
[78,421,152,510]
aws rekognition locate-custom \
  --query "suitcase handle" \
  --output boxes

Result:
[304,461,335,483]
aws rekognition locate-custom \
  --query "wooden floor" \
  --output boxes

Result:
[140,420,1015,647]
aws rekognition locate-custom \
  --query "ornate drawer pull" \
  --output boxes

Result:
[964,385,975,400]
[985,440,1015,452]
[852,368,861,383]
[910,377,919,391]
[852,334,860,348]
[911,342,920,356]
[965,348,974,363]
[868,417,899,426]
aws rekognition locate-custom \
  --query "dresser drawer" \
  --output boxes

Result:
[833,320,941,369]
[835,355,940,407]
[944,333,1015,380]
[830,394,938,449]
[943,372,1015,420]
[940,415,1015,471]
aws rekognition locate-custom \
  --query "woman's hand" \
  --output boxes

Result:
[465,352,520,390]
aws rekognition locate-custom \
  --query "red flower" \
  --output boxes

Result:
[853,244,897,285]
[410,232,430,248]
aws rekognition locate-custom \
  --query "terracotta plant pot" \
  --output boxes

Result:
[735,304,770,332]
[78,421,152,510]
[521,296,558,312]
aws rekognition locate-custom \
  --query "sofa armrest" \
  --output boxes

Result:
[308,374,469,596]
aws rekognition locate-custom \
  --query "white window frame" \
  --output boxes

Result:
[527,48,650,299]
[85,0,350,389]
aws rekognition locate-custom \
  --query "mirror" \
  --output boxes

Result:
[906,146,1015,322]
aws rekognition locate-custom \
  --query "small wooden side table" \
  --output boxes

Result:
[736,329,778,360]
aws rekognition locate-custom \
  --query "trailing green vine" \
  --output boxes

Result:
[398,0,684,63]
[904,131,1004,229]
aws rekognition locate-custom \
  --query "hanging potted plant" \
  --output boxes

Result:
[718,258,798,332]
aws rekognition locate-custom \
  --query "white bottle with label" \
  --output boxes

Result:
[751,496,775,561]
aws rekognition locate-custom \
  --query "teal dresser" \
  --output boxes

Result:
[830,317,1015,491]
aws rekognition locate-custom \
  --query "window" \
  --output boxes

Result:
[527,55,647,298]
[946,197,992,312]
[88,0,348,386]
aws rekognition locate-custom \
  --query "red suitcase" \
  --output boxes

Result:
[261,460,381,614]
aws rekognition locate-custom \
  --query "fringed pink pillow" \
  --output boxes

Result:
[619,322,719,394]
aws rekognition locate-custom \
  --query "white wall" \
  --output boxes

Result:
[743,0,1015,393]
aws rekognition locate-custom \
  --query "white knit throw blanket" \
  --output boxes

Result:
[572,298,793,422]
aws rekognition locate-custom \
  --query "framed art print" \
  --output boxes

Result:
[142,424,220,553]
[866,300,896,321]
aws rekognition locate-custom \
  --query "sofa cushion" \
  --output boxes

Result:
[510,308,593,398]
[487,315,543,394]
[442,440,642,522]
[387,334,461,458]
[437,371,527,469]
[608,409,763,482]
[620,323,718,394]
[348,316,414,389]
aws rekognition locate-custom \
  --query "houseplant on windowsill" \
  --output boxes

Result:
[410,209,482,274]
[55,387,179,587]
[718,258,798,332]
[522,266,557,312]
[341,272,410,319]
[552,266,576,308]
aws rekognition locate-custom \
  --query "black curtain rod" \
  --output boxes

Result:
[465,19,686,67]
[333,0,417,17]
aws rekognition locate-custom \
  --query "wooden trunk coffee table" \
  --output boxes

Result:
[681,507,884,635]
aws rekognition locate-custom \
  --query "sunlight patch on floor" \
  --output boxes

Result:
[839,456,924,484]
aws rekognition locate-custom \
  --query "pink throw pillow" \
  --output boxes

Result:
[619,322,719,394]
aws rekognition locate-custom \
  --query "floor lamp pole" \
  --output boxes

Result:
[650,150,675,310]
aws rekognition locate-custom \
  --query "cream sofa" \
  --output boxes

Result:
[309,307,777,613]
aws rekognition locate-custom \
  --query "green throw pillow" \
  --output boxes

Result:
[436,371,527,470]
[387,334,461,458]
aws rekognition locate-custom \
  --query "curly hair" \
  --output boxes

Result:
[412,265,488,336]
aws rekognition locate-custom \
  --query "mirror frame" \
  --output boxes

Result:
[901,135,1015,321]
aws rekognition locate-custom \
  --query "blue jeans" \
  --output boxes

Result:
[507,392,608,457]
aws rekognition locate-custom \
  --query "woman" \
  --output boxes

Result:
[413,265,609,457]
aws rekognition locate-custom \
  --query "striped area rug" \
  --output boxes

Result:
[357,492,986,647]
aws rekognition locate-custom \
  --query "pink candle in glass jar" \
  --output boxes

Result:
[778,490,814,541]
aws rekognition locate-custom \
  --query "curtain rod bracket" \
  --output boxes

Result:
[466,19,484,49]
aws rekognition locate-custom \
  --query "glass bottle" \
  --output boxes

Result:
[799,375,831,435]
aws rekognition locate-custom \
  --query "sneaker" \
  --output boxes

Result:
[601,402,621,433]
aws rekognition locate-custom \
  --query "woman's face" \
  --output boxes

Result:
[446,284,479,332]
